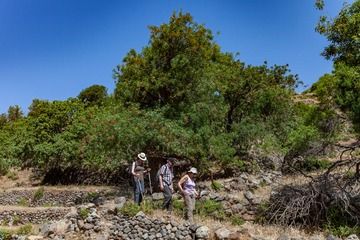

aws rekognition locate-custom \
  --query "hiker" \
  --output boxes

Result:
[178,167,199,223]
[132,152,150,205]
[158,158,175,213]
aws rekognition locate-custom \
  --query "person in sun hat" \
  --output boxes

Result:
[158,158,176,213]
[131,152,150,205]
[178,167,199,223]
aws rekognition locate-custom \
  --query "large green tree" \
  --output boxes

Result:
[316,0,360,132]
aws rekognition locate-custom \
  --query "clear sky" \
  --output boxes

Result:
[0,0,347,114]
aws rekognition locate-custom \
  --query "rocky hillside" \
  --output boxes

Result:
[0,165,358,240]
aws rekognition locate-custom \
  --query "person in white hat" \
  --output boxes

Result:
[178,167,199,223]
[131,152,150,205]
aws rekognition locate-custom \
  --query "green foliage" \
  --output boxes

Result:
[78,84,107,107]
[316,0,360,134]
[32,187,45,201]
[119,202,141,217]
[326,225,360,238]
[114,11,219,111]
[230,215,245,226]
[12,215,21,225]
[7,105,23,122]
[18,198,29,207]
[0,229,12,240]
[0,11,343,180]
[211,181,223,191]
[16,224,32,235]
[325,206,360,237]
[6,171,18,181]
[317,0,360,66]
[301,157,331,171]
[79,208,90,219]
[172,199,185,215]
[196,199,225,220]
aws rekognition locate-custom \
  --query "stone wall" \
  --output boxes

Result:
[0,189,118,207]
[0,208,69,225]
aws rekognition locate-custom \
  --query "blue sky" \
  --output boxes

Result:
[0,0,346,114]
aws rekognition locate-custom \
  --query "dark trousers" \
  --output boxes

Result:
[162,185,172,212]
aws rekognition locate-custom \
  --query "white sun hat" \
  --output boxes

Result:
[188,167,198,174]
[137,152,147,161]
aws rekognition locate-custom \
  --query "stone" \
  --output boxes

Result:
[64,207,78,219]
[151,192,164,200]
[326,235,341,240]
[195,226,210,239]
[200,190,210,197]
[135,211,146,217]
[26,236,44,240]
[277,235,290,240]
[78,219,85,229]
[40,220,70,236]
[215,227,231,240]
[262,176,272,184]
[83,223,94,231]
[346,235,360,240]
[231,203,243,213]
[244,191,254,202]
[114,197,126,209]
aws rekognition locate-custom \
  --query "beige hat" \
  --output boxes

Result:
[137,152,147,161]
[188,167,198,174]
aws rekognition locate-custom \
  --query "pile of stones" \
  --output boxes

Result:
[109,212,195,240]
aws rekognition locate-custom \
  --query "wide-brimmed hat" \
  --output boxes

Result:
[188,167,198,174]
[137,152,147,161]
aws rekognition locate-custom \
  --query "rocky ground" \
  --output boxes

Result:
[0,169,358,240]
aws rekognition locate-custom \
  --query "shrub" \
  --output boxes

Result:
[6,171,18,181]
[32,187,45,201]
[211,181,223,191]
[12,215,21,225]
[79,208,90,219]
[18,198,29,207]
[119,202,141,217]
[301,157,331,171]
[0,229,12,240]
[17,224,32,235]
[231,215,245,226]
[172,199,185,216]
[196,199,225,220]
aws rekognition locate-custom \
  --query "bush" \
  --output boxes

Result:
[196,199,225,220]
[231,215,245,226]
[211,181,223,191]
[172,199,185,216]
[18,198,29,207]
[119,202,141,217]
[79,208,90,219]
[0,229,12,240]
[17,224,32,235]
[6,171,18,181]
[301,157,331,171]
[326,225,360,238]
[32,187,45,201]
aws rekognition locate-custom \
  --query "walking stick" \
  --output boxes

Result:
[148,172,153,195]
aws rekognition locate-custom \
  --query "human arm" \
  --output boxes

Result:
[131,162,139,177]
[177,175,188,195]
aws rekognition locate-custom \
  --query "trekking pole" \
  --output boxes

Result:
[148,172,153,195]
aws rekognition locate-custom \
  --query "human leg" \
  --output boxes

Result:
[162,185,172,212]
